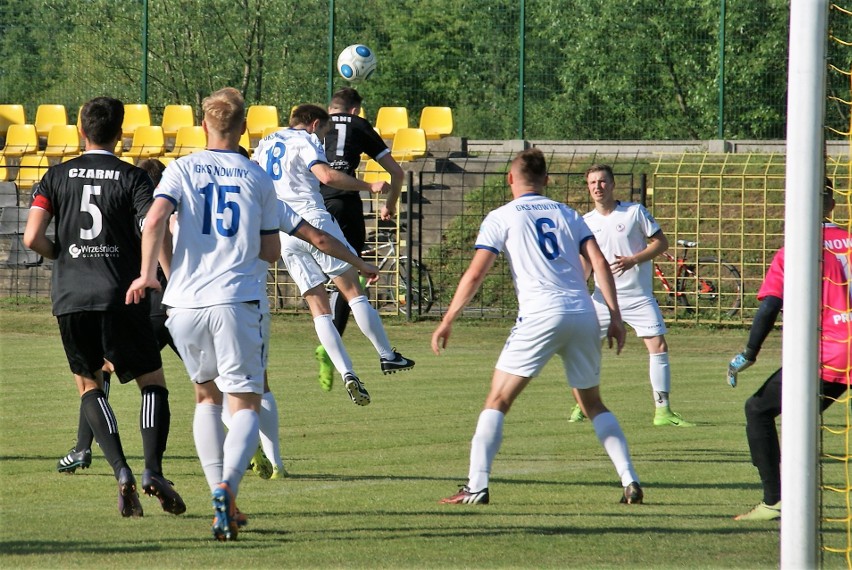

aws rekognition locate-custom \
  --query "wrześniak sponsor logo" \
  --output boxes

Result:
[68,243,120,259]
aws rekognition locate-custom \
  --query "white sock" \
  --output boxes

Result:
[467,409,504,492]
[349,295,394,359]
[193,403,225,493]
[649,352,670,408]
[592,411,639,487]
[259,391,284,470]
[220,391,232,429]
[314,314,353,375]
[221,408,260,498]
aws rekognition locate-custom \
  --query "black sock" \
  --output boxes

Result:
[140,385,170,474]
[81,388,127,477]
[330,290,351,336]
[74,372,110,451]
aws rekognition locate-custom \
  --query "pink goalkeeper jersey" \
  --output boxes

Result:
[757,223,852,383]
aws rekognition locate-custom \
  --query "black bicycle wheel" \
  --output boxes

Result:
[397,257,434,314]
[690,257,742,317]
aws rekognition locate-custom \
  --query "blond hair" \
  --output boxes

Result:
[202,87,245,135]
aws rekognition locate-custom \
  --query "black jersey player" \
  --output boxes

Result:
[24,98,184,517]
[317,87,405,391]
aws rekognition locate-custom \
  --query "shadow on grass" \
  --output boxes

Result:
[0,540,163,555]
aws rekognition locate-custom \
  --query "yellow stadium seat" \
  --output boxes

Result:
[362,159,391,184]
[390,128,427,162]
[2,124,39,158]
[34,104,68,138]
[419,106,453,140]
[165,125,206,157]
[246,105,279,139]
[261,125,281,138]
[375,107,409,139]
[123,125,165,159]
[122,104,152,138]
[0,104,26,137]
[159,156,175,167]
[15,152,49,191]
[44,125,81,158]
[0,155,10,182]
[161,104,194,139]
[119,156,136,165]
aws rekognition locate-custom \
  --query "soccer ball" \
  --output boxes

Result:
[337,44,377,82]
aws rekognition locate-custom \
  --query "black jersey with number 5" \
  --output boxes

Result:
[320,113,389,202]
[31,152,155,315]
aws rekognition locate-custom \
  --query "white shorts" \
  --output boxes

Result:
[279,210,357,294]
[495,310,602,390]
[166,302,268,394]
[593,295,667,338]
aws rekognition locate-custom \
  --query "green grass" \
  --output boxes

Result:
[0,306,848,568]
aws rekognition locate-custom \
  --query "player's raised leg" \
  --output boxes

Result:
[333,268,415,375]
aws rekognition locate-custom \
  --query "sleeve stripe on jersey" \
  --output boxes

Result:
[475,244,500,254]
[286,219,306,236]
[154,194,178,207]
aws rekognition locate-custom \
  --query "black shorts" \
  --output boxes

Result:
[57,307,163,384]
[325,196,366,255]
[149,313,180,358]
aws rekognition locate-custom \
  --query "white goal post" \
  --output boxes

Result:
[781,0,828,567]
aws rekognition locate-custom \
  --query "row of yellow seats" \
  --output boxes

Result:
[0,104,68,138]
[374,106,453,141]
[0,123,209,160]
[2,102,453,145]
[0,151,182,192]
[0,103,193,139]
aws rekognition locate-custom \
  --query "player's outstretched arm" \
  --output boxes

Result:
[294,222,379,283]
[126,197,173,305]
[581,238,625,354]
[377,154,405,220]
[726,295,781,387]
[432,249,496,355]
[312,162,389,195]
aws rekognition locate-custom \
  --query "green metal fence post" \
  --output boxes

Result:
[518,0,525,140]
[717,0,726,139]
[141,0,148,103]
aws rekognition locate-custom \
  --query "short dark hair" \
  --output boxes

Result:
[585,164,614,182]
[137,158,166,186]
[80,97,124,146]
[289,104,329,128]
[512,148,548,186]
[329,87,363,112]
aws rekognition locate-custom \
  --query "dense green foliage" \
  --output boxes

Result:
[2,0,848,140]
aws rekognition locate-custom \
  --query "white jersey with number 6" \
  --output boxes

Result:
[155,149,280,308]
[475,193,594,316]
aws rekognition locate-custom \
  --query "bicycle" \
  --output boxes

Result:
[266,227,434,315]
[357,228,434,315]
[653,239,742,317]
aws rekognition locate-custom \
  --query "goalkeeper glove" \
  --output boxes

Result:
[727,353,754,388]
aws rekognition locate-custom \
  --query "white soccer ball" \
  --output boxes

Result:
[337,44,377,82]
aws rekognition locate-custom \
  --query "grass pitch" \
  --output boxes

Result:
[1,302,845,568]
